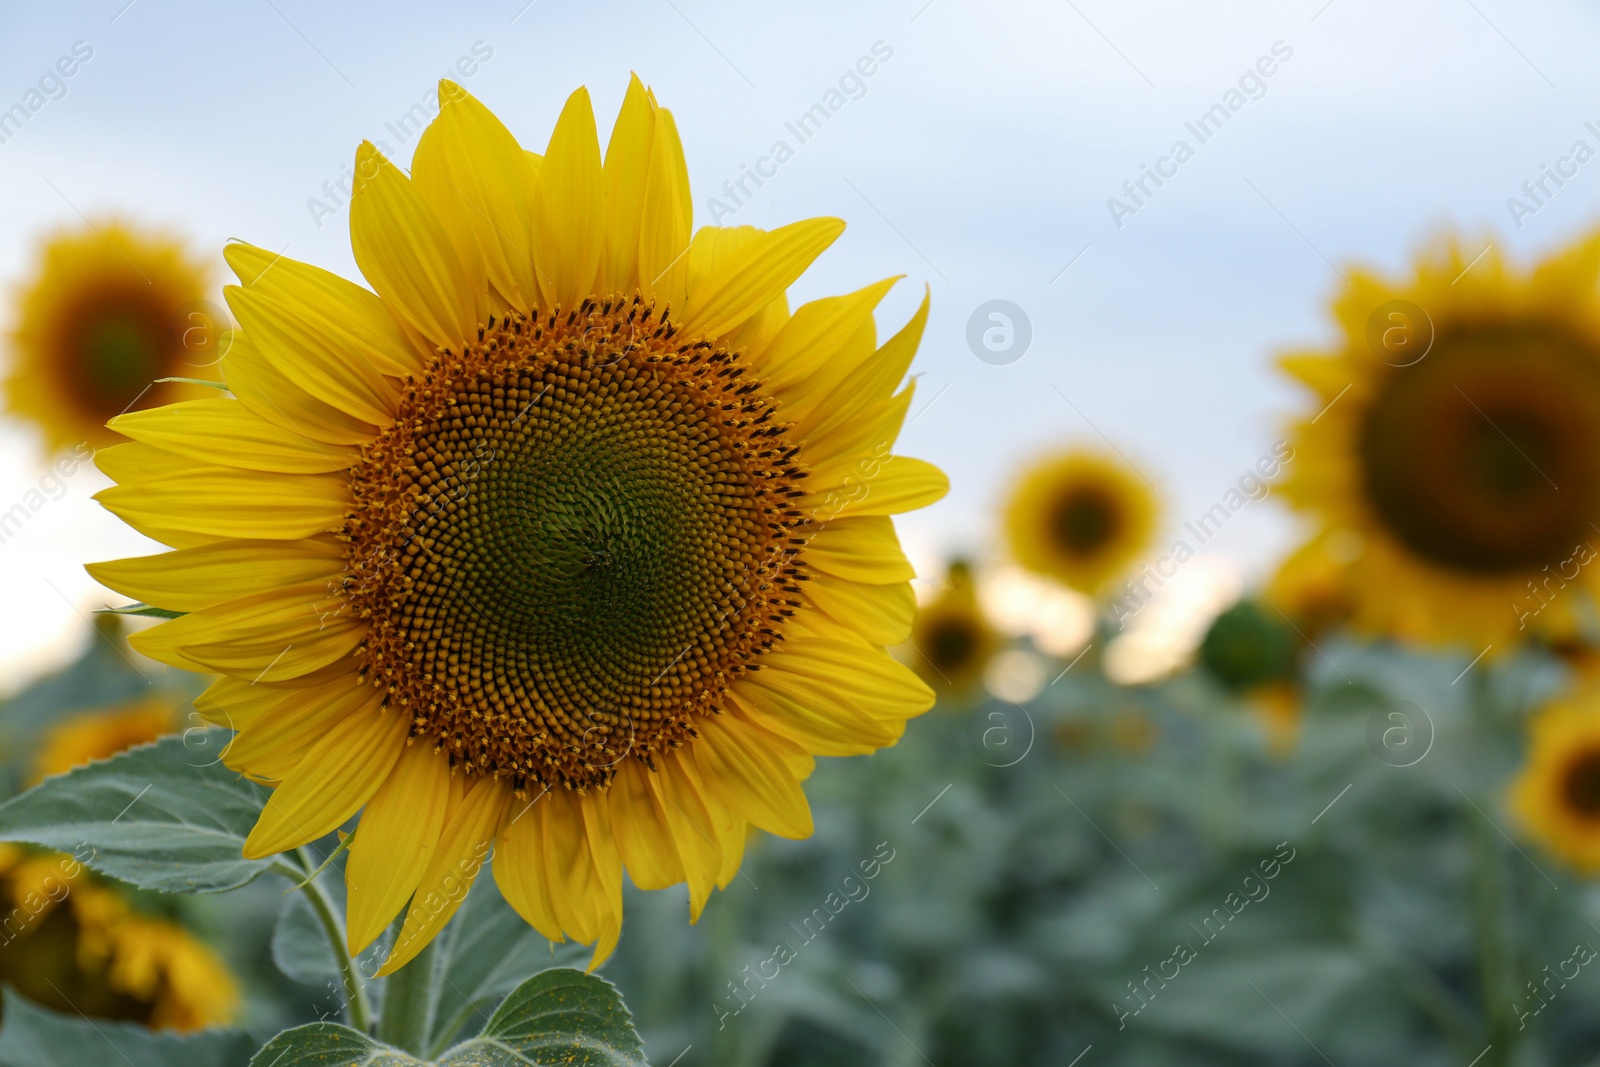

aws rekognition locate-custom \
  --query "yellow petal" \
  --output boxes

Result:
[692,714,813,838]
[127,580,361,680]
[606,760,682,891]
[539,788,620,968]
[656,748,742,915]
[683,226,794,354]
[411,82,538,311]
[88,536,344,613]
[350,142,483,349]
[771,636,934,721]
[94,441,202,485]
[803,574,916,647]
[378,777,509,976]
[810,456,948,520]
[195,674,344,731]
[109,398,362,474]
[243,692,407,858]
[760,276,899,409]
[1278,352,1350,400]
[345,742,451,954]
[221,331,379,447]
[802,516,915,583]
[680,217,844,341]
[805,386,914,488]
[221,680,373,782]
[578,790,623,946]
[223,243,421,379]
[96,466,349,541]
[636,105,691,312]
[225,287,399,427]
[599,74,656,295]
[730,675,900,757]
[532,87,604,310]
[649,753,725,920]
[493,796,564,943]
[803,285,928,430]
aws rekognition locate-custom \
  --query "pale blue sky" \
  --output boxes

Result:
[1,0,1598,674]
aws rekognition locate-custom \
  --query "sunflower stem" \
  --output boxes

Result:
[284,854,374,1035]
[1467,666,1517,1067]
[378,938,437,1054]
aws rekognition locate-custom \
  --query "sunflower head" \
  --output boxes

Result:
[1003,448,1157,595]
[32,696,175,783]
[1198,599,1297,693]
[0,845,236,1030]
[908,559,1001,697]
[1512,691,1600,872]
[6,222,219,451]
[88,77,945,973]
[1278,233,1600,646]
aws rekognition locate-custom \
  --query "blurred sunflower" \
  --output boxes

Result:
[5,222,218,452]
[32,695,175,782]
[1003,448,1157,595]
[1279,234,1600,647]
[1197,599,1301,753]
[88,78,944,972]
[1267,529,1358,641]
[0,845,236,1030]
[1511,692,1600,871]
[908,560,1000,697]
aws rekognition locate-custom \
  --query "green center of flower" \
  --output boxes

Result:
[1562,748,1600,818]
[345,299,807,791]
[1049,484,1122,557]
[62,292,176,420]
[1359,324,1600,574]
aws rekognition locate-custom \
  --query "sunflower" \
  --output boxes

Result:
[1003,448,1157,595]
[1196,598,1303,751]
[0,844,236,1030]
[907,560,1000,697]
[87,78,945,972]
[1266,529,1358,642]
[5,222,218,452]
[1278,233,1600,647]
[1510,691,1600,871]
[32,696,175,782]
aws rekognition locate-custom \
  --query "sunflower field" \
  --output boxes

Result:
[1,3,1599,1065]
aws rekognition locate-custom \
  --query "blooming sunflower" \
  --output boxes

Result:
[1278,233,1600,647]
[32,696,175,782]
[1003,448,1157,595]
[0,844,236,1030]
[5,222,218,452]
[87,78,945,972]
[1511,691,1600,871]
[907,559,1000,697]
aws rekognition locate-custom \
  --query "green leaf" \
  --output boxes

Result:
[428,878,586,1048]
[0,989,254,1067]
[0,731,273,893]
[94,602,187,620]
[274,889,343,987]
[439,968,646,1066]
[250,1023,421,1066]
[154,375,229,390]
[252,969,646,1066]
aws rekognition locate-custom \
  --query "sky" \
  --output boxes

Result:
[1,0,1598,682]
